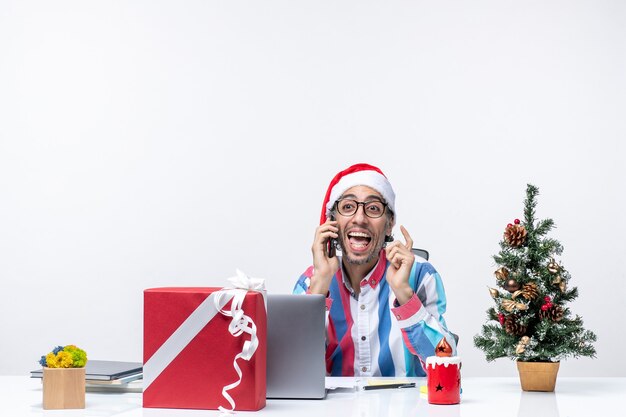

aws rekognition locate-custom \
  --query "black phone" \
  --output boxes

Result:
[328,238,336,258]
[328,215,336,258]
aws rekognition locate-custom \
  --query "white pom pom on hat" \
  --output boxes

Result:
[320,163,396,224]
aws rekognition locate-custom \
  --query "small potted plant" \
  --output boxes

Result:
[474,185,596,391]
[39,345,88,409]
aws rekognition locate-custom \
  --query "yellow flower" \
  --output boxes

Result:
[58,351,74,368]
[45,353,58,368]
[40,344,88,368]
[46,351,74,368]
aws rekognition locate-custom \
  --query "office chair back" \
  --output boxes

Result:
[411,248,429,261]
[409,247,459,347]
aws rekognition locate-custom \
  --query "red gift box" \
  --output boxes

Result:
[143,287,266,410]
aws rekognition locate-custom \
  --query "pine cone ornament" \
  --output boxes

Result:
[504,224,527,247]
[520,282,539,300]
[504,315,527,336]
[539,305,564,321]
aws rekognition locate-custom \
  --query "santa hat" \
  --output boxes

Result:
[320,163,396,224]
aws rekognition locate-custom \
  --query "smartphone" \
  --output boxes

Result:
[328,215,336,258]
[328,238,336,258]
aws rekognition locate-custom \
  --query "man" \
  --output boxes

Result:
[293,163,457,377]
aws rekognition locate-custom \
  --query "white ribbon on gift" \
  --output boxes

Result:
[214,270,266,413]
[143,270,266,413]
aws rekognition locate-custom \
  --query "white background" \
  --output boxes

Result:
[1,1,624,377]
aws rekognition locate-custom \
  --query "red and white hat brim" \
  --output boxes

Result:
[325,170,395,219]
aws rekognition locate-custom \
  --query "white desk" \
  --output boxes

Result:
[2,376,623,417]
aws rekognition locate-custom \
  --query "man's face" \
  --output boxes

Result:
[334,185,393,266]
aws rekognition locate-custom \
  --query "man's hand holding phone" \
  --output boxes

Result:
[309,218,340,295]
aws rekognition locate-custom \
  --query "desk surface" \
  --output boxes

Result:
[2,376,623,417]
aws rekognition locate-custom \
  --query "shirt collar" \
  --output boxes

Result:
[340,250,387,292]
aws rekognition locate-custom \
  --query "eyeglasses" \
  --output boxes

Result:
[335,199,387,218]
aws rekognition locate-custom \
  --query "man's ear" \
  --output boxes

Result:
[385,215,395,237]
[389,214,396,231]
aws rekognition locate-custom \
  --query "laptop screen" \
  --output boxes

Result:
[266,294,326,399]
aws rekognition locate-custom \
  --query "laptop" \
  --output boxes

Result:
[266,293,326,399]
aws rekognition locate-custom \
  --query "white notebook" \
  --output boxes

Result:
[31,360,142,381]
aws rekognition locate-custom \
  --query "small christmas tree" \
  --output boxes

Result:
[474,184,596,362]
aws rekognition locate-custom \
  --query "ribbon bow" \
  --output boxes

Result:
[227,269,266,292]
[214,270,266,413]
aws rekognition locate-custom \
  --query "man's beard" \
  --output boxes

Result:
[338,233,385,266]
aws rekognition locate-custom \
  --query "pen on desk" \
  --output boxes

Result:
[362,382,416,391]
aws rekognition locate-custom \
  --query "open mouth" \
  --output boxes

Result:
[347,231,372,252]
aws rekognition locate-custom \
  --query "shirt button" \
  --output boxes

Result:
[362,367,367,372]
[361,336,366,341]
[360,304,366,310]
[396,314,401,320]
